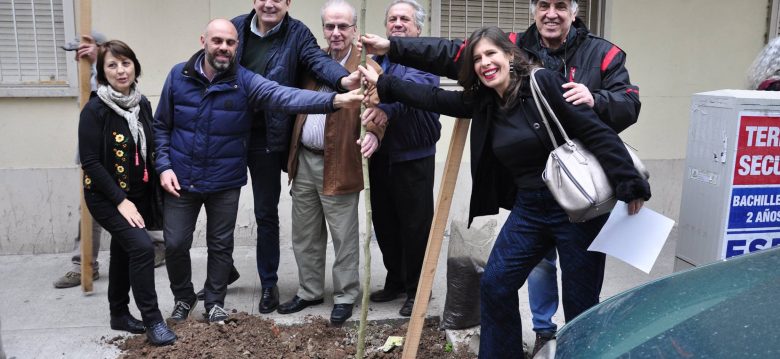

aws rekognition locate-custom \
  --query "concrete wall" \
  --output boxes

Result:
[0,0,770,254]
[604,0,769,159]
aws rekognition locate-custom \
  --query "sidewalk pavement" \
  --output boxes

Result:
[0,227,677,358]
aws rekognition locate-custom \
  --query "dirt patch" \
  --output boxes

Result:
[115,312,476,358]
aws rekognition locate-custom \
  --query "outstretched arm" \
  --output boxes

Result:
[362,34,464,80]
[359,64,473,119]
[243,71,361,114]
[296,25,352,91]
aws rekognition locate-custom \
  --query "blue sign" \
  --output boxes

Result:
[728,186,780,230]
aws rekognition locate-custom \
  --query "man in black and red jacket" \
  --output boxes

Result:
[361,0,639,355]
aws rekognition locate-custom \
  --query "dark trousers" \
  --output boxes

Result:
[478,189,608,359]
[247,150,284,289]
[85,192,163,327]
[164,189,240,310]
[369,154,435,297]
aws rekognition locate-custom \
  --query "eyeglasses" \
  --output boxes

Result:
[324,23,355,32]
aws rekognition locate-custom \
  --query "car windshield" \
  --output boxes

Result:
[555,247,780,358]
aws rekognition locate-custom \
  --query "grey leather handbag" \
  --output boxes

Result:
[530,68,649,222]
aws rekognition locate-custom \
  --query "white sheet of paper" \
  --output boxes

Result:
[588,202,675,273]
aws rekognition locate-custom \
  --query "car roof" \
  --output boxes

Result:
[555,246,780,358]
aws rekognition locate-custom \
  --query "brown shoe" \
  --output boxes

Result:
[53,270,99,288]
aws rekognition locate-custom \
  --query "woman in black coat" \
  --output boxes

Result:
[79,40,175,346]
[360,26,651,359]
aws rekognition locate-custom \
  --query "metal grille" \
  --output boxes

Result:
[440,0,591,40]
[0,0,68,85]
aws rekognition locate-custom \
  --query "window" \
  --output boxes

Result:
[432,0,603,39]
[0,0,77,97]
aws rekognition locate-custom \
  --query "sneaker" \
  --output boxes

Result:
[53,270,99,288]
[169,298,196,322]
[153,244,166,268]
[206,305,229,325]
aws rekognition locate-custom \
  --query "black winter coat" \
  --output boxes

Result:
[386,19,641,133]
[79,95,164,230]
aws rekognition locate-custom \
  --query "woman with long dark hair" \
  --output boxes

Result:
[360,26,650,358]
[79,40,175,346]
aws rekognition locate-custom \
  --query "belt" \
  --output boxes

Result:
[302,145,324,155]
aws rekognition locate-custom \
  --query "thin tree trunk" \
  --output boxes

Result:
[355,0,372,358]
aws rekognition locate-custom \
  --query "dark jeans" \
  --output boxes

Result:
[247,150,283,289]
[478,189,607,359]
[85,192,163,327]
[369,154,435,297]
[164,189,240,310]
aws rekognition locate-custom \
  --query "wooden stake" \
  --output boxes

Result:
[78,0,93,293]
[402,118,471,359]
[355,0,372,358]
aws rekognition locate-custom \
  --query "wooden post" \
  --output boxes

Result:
[78,0,93,293]
[402,118,471,359]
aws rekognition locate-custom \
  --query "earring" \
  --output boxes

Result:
[509,63,515,73]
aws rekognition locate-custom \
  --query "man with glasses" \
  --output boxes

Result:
[277,0,385,325]
[230,0,359,315]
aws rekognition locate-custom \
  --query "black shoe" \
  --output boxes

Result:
[169,297,197,322]
[110,314,145,334]
[399,297,415,317]
[369,287,404,303]
[258,286,279,314]
[196,265,241,301]
[277,295,324,314]
[531,332,555,358]
[146,321,177,346]
[330,303,354,325]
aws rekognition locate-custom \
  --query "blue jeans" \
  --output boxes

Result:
[164,189,240,310]
[247,150,284,289]
[528,249,559,335]
[479,189,607,359]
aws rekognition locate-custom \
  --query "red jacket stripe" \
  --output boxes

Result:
[454,40,467,62]
[601,45,620,73]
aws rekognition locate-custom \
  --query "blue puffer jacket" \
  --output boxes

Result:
[154,50,338,193]
[232,12,349,152]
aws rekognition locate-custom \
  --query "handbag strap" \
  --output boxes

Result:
[530,68,574,149]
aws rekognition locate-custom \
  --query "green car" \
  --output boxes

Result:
[536,246,780,358]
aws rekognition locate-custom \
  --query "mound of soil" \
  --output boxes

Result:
[115,312,476,358]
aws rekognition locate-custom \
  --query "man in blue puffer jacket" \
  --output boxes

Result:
[231,0,356,314]
[154,19,360,325]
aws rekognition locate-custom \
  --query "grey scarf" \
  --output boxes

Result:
[96,84,146,162]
